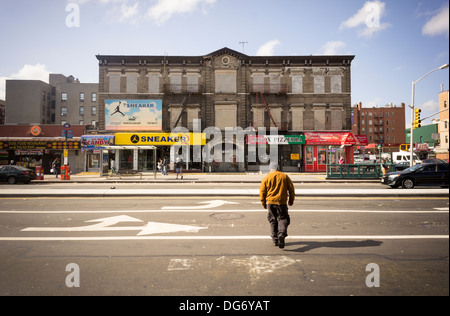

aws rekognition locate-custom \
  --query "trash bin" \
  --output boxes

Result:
[35,166,44,180]
[60,166,65,180]
[65,165,71,180]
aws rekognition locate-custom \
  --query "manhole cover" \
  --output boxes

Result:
[210,213,244,220]
[419,222,449,233]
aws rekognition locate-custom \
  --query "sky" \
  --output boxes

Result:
[0,0,448,127]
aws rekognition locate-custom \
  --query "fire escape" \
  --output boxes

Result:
[250,84,289,130]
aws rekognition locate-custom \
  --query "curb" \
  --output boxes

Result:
[1,189,448,198]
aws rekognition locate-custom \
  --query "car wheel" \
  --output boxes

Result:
[7,176,17,184]
[402,178,414,189]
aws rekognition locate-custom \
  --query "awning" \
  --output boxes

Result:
[304,132,357,146]
[103,145,157,150]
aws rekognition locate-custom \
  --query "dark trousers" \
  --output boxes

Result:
[267,204,290,241]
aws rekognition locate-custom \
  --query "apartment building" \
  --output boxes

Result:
[352,102,406,149]
[96,47,355,172]
[5,74,99,127]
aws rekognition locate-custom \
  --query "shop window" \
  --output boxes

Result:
[318,146,327,165]
[305,147,314,165]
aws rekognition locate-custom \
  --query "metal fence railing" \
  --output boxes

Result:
[326,164,396,179]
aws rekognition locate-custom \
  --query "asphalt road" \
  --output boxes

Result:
[0,192,448,297]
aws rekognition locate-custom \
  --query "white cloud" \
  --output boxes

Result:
[147,0,217,26]
[422,5,449,37]
[421,99,438,111]
[340,1,391,38]
[317,41,346,55]
[106,2,140,23]
[256,40,281,56]
[0,64,51,100]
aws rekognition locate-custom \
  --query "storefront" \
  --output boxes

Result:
[81,135,115,172]
[246,134,306,172]
[0,138,81,173]
[107,132,205,175]
[303,132,357,172]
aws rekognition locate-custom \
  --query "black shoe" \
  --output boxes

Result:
[278,236,285,249]
[273,240,279,247]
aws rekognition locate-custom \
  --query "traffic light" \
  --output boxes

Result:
[414,108,421,129]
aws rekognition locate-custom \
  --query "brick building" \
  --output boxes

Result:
[96,47,355,172]
[352,102,406,152]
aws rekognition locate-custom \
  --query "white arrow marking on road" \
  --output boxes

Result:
[161,200,238,210]
[21,215,207,236]
[137,222,206,236]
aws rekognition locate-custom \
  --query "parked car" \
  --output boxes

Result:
[394,161,411,171]
[381,162,449,189]
[0,165,36,184]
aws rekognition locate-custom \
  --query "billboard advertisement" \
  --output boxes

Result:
[105,100,162,131]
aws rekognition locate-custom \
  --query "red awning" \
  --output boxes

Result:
[304,132,357,146]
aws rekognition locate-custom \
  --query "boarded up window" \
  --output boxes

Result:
[252,74,265,92]
[126,73,138,94]
[215,70,236,94]
[170,73,182,93]
[331,75,342,94]
[187,74,199,93]
[109,74,120,93]
[148,73,160,94]
[314,76,325,94]
[292,74,303,94]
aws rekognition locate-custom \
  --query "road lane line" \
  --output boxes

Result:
[0,235,448,241]
[0,209,448,214]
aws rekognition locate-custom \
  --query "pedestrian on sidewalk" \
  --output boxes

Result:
[110,159,118,177]
[260,162,295,249]
[175,158,183,179]
[51,157,60,178]
[161,157,168,175]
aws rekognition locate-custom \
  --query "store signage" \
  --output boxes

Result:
[105,100,163,131]
[304,132,357,145]
[355,135,368,146]
[0,140,80,150]
[81,135,114,151]
[247,135,305,145]
[115,133,206,146]
[416,143,429,151]
[30,126,42,136]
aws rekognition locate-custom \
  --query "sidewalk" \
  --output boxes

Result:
[2,172,447,198]
[33,172,378,184]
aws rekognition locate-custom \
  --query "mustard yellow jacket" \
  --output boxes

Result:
[260,171,295,207]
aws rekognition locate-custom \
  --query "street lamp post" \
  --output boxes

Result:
[410,64,449,166]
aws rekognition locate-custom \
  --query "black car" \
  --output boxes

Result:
[381,163,449,189]
[394,161,410,171]
[0,165,36,184]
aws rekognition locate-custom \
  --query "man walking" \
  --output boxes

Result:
[260,162,295,249]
